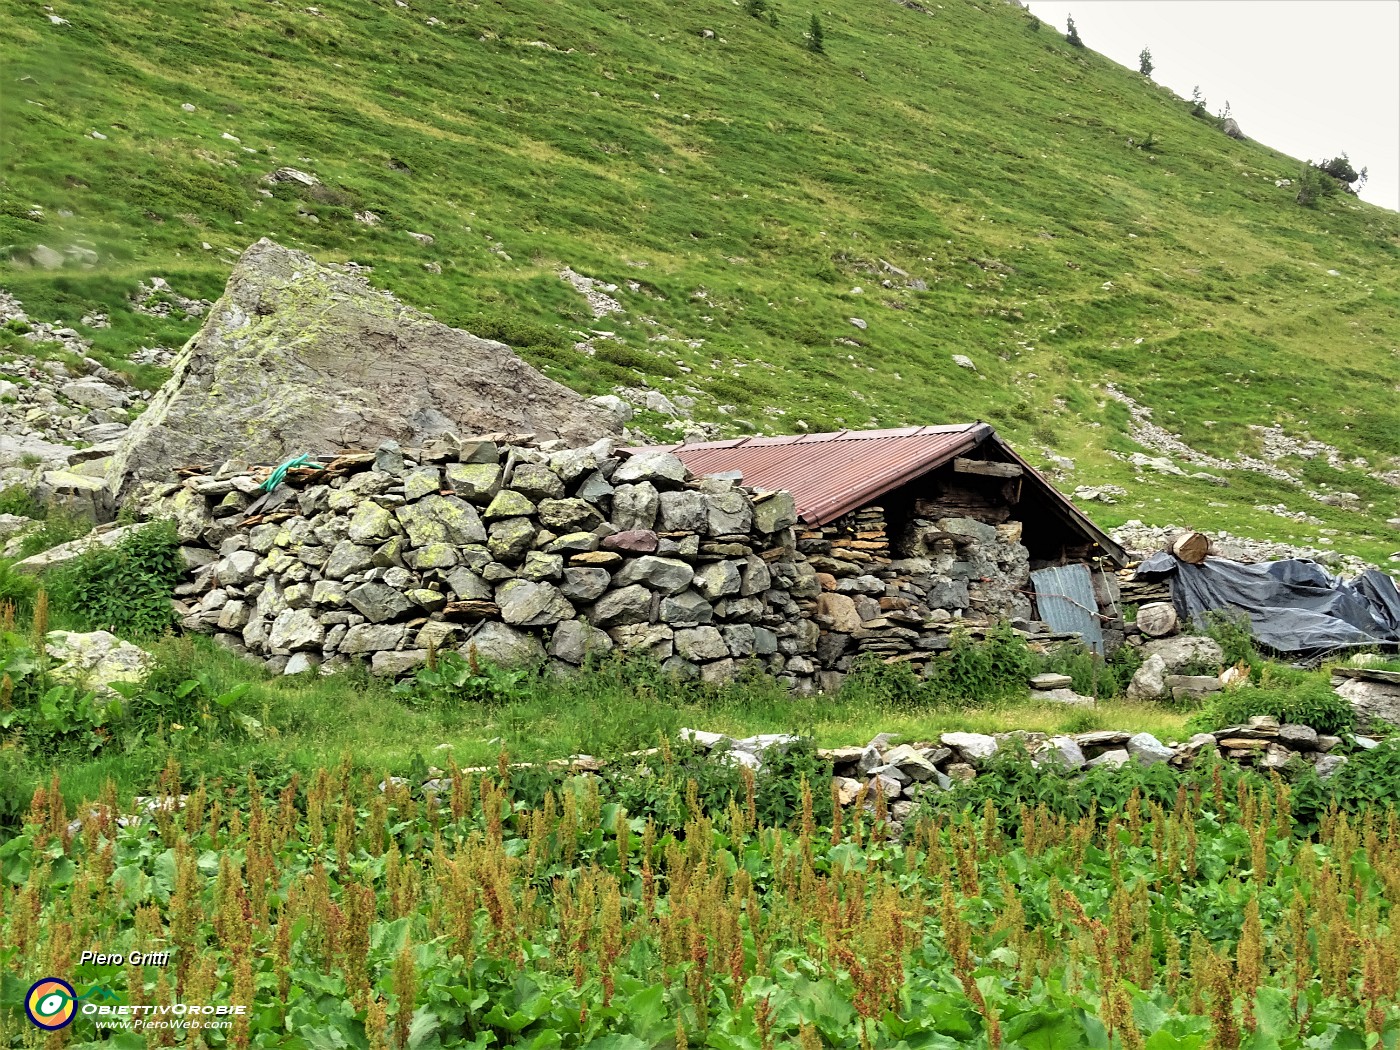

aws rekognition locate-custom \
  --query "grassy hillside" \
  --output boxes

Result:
[3,0,1399,561]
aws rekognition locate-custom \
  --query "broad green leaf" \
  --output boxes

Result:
[1001,1008,1086,1050]
[407,1005,442,1049]
[584,1037,650,1050]
[624,982,670,1042]
[109,863,150,910]
[1145,1032,1207,1050]
[1252,986,1294,1043]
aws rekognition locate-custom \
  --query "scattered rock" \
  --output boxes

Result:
[44,630,153,696]
[940,732,998,766]
[1126,653,1168,700]
[262,167,321,187]
[1127,733,1174,766]
[1140,635,1224,673]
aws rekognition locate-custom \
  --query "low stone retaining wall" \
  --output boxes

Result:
[680,713,1368,827]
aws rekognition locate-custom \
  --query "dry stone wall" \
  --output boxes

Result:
[150,437,1077,689]
[155,438,821,685]
[800,508,1079,692]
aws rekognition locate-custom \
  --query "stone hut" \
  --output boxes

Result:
[629,424,1129,672]
[152,425,1129,693]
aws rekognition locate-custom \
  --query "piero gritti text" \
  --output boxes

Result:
[79,950,171,967]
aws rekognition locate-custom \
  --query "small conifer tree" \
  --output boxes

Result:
[1065,14,1083,47]
[1138,46,1153,77]
[806,14,824,53]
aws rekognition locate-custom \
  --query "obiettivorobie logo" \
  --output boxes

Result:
[25,978,77,1030]
[23,977,244,1032]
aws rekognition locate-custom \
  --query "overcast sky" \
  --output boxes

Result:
[1025,1,1400,211]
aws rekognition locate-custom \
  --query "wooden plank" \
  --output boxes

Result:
[953,457,1023,479]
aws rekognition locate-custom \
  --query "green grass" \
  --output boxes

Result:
[2,0,1398,562]
[14,632,1191,809]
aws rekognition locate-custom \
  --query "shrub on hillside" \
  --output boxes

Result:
[1290,739,1400,827]
[0,485,43,519]
[1186,677,1354,735]
[45,519,183,638]
[1310,156,1366,197]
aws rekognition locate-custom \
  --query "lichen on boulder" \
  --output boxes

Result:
[108,239,619,499]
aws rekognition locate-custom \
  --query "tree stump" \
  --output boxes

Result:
[1136,602,1179,638]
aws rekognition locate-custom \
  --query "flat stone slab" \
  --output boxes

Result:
[1074,730,1131,748]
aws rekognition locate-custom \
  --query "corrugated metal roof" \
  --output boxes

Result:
[627,423,1128,565]
[629,424,990,525]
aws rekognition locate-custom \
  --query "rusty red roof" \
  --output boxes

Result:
[629,425,987,525]
[626,424,1127,564]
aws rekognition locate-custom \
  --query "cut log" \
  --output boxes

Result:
[1136,602,1179,638]
[953,457,1023,479]
[1169,531,1210,565]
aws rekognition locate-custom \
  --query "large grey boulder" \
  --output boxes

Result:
[1126,653,1168,700]
[611,484,659,531]
[1140,635,1224,673]
[589,584,654,627]
[549,620,613,664]
[1333,675,1400,733]
[339,623,408,654]
[347,582,415,623]
[445,463,502,502]
[268,608,326,652]
[941,732,998,766]
[1127,732,1175,766]
[753,492,797,533]
[675,626,728,661]
[108,239,619,497]
[1,433,75,471]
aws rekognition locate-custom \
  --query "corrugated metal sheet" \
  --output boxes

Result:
[1031,564,1105,654]
[630,425,990,525]
[627,424,1129,566]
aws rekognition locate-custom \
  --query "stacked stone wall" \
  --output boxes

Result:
[150,436,1083,689]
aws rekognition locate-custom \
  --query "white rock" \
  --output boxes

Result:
[1126,653,1168,699]
[44,630,153,696]
[940,732,998,765]
[1127,733,1174,766]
